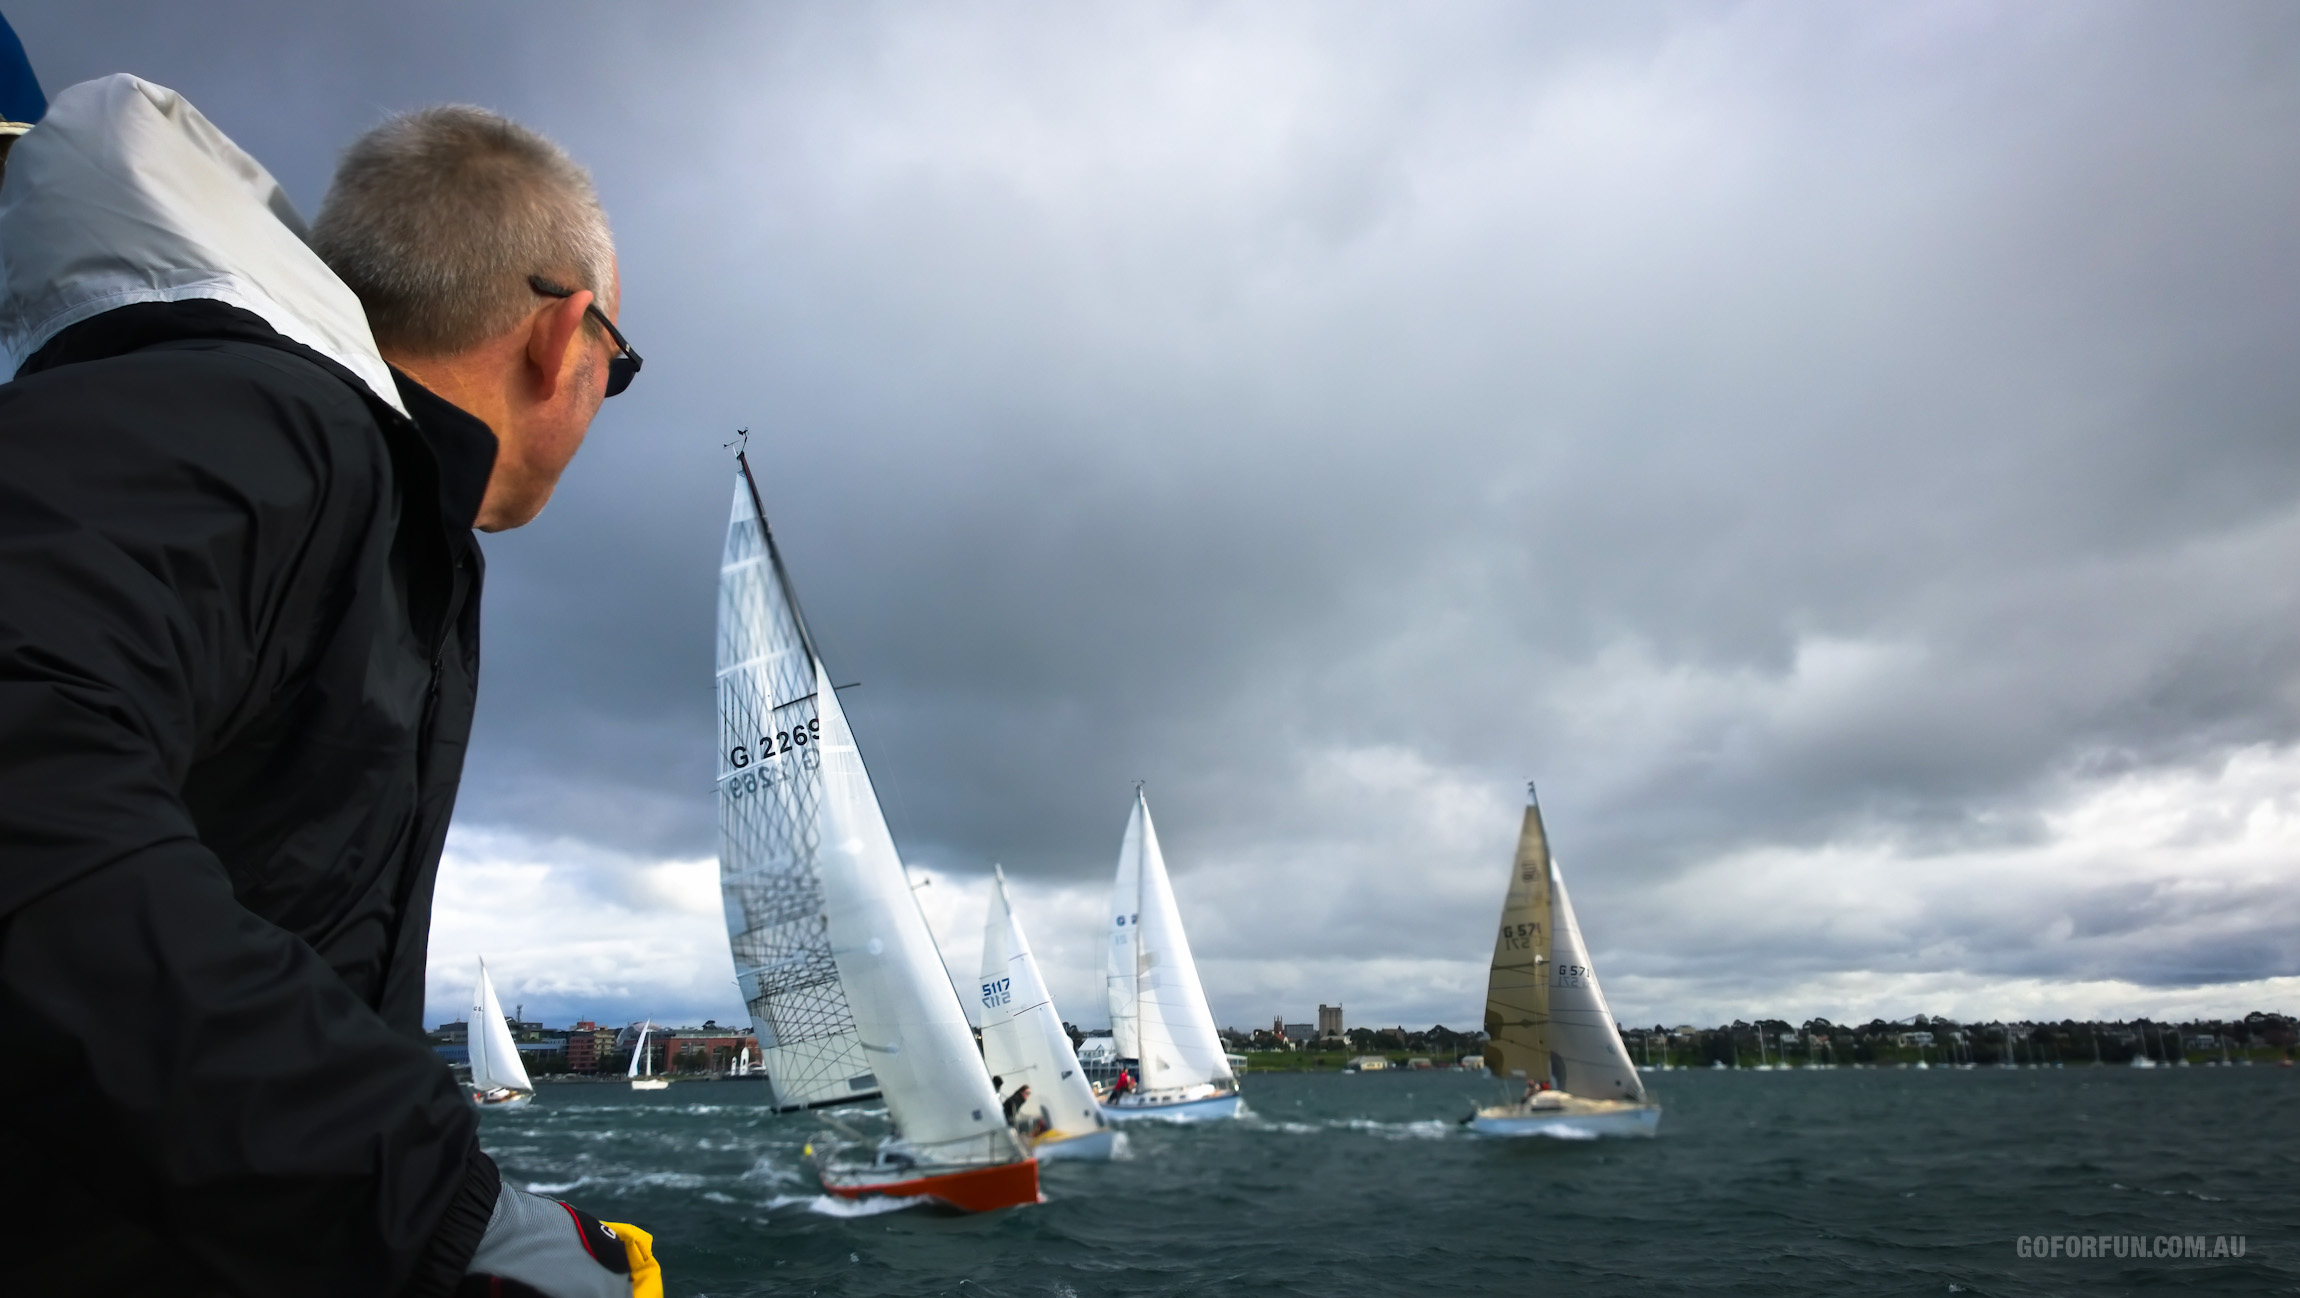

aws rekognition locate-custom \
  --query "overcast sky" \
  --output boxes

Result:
[17,1,2300,1033]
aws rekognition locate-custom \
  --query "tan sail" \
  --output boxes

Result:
[1470,783,1660,1137]
[1482,791,1555,1082]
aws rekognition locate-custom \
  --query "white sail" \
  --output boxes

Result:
[980,867,1105,1137]
[1121,791,1233,1093]
[627,1022,650,1079]
[1105,806,1144,1061]
[715,474,878,1110]
[1547,861,1644,1102]
[812,659,1014,1155]
[470,960,533,1095]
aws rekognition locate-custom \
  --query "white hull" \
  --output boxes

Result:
[630,1078,670,1091]
[1101,1092,1243,1123]
[471,1090,532,1112]
[1471,1103,1660,1139]
[1030,1128,1120,1161]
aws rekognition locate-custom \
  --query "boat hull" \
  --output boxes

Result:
[1030,1127,1119,1161]
[818,1157,1041,1212]
[629,1078,670,1090]
[1470,1100,1660,1139]
[471,1091,532,1112]
[1101,1092,1243,1123]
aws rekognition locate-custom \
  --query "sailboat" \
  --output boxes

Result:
[1469,784,1660,1138]
[1103,787,1242,1122]
[467,958,534,1110]
[628,1021,669,1090]
[980,866,1117,1160]
[719,448,1036,1212]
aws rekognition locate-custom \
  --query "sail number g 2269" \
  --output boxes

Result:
[723,718,821,800]
[729,717,820,769]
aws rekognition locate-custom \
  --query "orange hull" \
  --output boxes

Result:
[819,1157,1040,1213]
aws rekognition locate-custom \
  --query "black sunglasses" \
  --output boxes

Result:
[529,275,642,397]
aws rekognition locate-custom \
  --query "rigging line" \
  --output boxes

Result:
[734,438,825,668]
[733,430,940,991]
[767,682,862,714]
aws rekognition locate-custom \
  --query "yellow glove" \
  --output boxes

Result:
[600,1221,662,1298]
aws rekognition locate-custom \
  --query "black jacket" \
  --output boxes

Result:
[0,300,501,1296]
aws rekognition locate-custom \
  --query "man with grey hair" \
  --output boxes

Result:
[0,77,649,1297]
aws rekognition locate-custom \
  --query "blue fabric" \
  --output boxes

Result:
[0,10,45,125]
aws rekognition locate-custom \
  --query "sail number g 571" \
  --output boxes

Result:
[1498,921,1542,951]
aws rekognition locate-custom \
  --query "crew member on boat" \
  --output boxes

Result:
[1002,1083,1034,1125]
[0,65,650,1297]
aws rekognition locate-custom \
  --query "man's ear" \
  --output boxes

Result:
[525,289,593,399]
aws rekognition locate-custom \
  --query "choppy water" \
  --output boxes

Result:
[480,1066,2296,1296]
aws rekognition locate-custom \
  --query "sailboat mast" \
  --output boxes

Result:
[1132,787,1148,1044]
[735,447,824,668]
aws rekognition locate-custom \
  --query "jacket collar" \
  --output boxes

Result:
[390,370,498,533]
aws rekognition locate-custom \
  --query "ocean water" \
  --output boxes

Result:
[480,1066,2296,1296]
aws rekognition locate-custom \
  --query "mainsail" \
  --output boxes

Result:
[1481,787,1643,1102]
[469,959,533,1096]
[981,866,1105,1137]
[812,657,1015,1155]
[716,465,876,1109]
[627,1022,652,1079]
[1109,790,1233,1093]
[1104,805,1143,1061]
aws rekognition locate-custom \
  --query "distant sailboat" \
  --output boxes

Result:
[980,866,1116,1160]
[467,959,533,1110]
[1102,788,1242,1122]
[722,449,1035,1212]
[628,1021,669,1090]
[1470,784,1660,1138]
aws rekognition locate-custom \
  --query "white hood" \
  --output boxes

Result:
[0,74,404,415]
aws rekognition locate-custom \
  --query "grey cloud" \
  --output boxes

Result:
[14,1,2300,1025]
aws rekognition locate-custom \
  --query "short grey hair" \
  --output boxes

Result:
[312,105,614,356]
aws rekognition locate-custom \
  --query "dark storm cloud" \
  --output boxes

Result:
[15,1,2300,1025]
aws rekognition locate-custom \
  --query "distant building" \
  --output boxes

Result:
[1318,1003,1344,1037]
[1344,1055,1390,1072]
[658,1022,758,1073]
[1896,1031,1935,1047]
[564,1021,617,1073]
[1283,1023,1314,1042]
